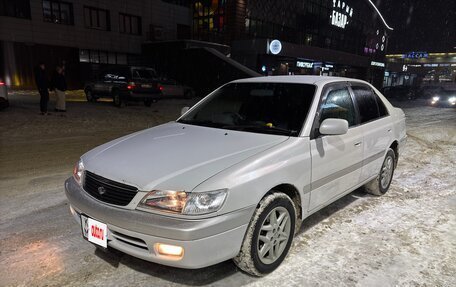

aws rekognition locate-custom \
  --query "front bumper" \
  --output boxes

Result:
[64,177,253,268]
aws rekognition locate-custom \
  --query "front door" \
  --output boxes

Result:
[309,84,363,211]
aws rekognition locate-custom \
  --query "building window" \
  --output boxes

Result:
[79,49,130,65]
[43,0,73,25]
[193,0,226,41]
[79,49,90,62]
[0,0,31,19]
[119,13,142,35]
[162,0,190,7]
[84,6,110,31]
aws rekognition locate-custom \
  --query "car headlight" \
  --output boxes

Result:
[73,159,85,186]
[138,189,227,215]
[432,96,440,101]
[449,97,456,103]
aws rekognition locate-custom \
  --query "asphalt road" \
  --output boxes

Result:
[0,92,455,287]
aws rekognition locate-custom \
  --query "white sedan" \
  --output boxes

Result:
[65,76,407,276]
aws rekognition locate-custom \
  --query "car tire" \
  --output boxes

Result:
[144,99,152,107]
[233,192,296,277]
[364,148,396,196]
[112,90,125,108]
[85,89,97,102]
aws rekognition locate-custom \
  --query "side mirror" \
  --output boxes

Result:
[319,118,349,135]
[181,106,190,116]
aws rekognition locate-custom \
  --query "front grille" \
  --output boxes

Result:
[83,171,138,206]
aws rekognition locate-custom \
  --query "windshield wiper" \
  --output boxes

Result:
[222,124,298,136]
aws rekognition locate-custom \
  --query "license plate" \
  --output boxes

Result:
[141,84,152,88]
[80,214,108,248]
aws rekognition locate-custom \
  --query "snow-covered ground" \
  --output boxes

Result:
[0,92,455,287]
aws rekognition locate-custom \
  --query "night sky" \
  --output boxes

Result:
[376,0,455,53]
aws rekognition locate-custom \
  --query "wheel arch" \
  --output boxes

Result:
[389,140,399,167]
[262,183,303,222]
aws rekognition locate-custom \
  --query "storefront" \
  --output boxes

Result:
[384,52,456,87]
[231,38,383,85]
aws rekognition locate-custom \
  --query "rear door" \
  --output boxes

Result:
[350,84,392,182]
[309,83,363,211]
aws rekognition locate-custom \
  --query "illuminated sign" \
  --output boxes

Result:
[423,64,438,67]
[370,61,385,67]
[402,52,429,59]
[325,64,334,68]
[330,0,353,29]
[297,61,313,68]
[269,40,282,55]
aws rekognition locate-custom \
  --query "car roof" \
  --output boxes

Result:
[231,75,370,87]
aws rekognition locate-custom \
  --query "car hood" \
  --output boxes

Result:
[82,122,288,191]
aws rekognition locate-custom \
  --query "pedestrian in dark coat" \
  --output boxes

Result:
[34,63,49,115]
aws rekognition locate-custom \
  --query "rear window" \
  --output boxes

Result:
[132,69,156,79]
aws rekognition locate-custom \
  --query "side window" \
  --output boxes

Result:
[352,86,380,123]
[320,87,356,126]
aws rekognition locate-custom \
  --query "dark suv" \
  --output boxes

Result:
[84,66,161,107]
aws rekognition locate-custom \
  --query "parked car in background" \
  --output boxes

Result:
[66,76,406,276]
[429,89,456,107]
[158,79,195,99]
[0,79,9,110]
[84,66,161,107]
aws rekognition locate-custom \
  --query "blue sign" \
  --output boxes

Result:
[402,52,429,59]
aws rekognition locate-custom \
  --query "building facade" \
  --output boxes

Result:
[0,0,191,88]
[1,0,393,89]
[192,0,392,87]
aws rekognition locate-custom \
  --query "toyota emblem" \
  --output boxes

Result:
[98,186,106,195]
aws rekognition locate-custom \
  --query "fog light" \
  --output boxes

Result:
[154,243,184,259]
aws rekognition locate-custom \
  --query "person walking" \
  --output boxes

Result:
[51,66,67,112]
[34,62,49,115]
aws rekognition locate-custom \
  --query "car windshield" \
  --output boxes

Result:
[132,69,156,79]
[178,82,316,136]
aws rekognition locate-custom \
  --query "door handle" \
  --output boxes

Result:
[354,142,362,147]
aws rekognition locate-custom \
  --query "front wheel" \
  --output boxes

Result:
[85,89,97,102]
[364,148,396,196]
[112,90,125,108]
[233,192,296,276]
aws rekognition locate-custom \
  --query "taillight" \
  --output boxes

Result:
[127,82,135,90]
[159,85,163,91]
[0,82,5,86]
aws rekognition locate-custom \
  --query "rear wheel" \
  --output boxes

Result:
[85,89,97,102]
[233,192,296,276]
[365,148,396,196]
